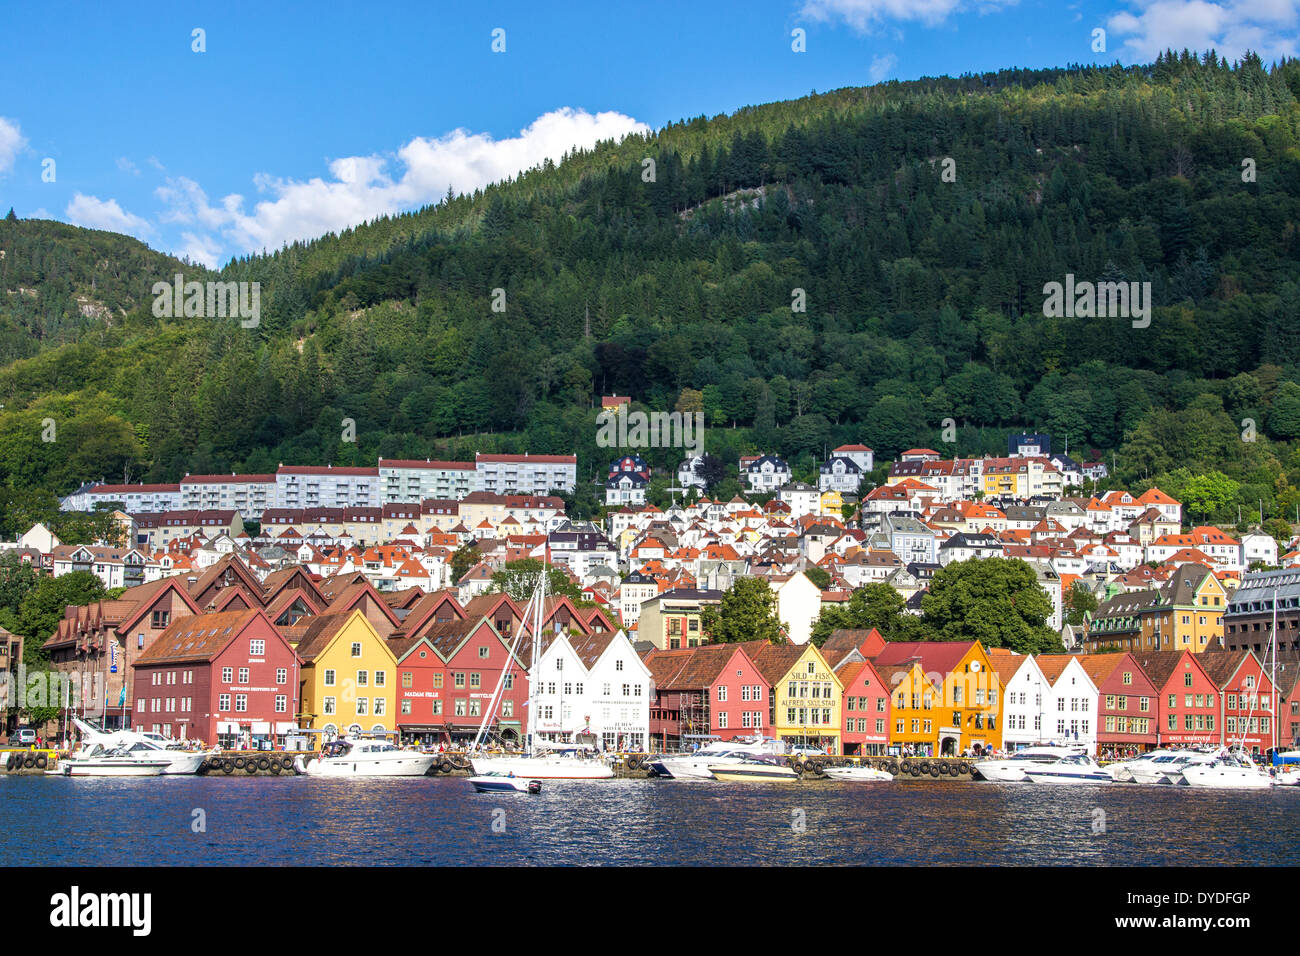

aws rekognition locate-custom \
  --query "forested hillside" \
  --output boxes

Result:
[3,52,1300,534]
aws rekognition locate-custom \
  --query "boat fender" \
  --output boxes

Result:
[958,761,970,776]
[910,765,921,777]
[257,756,270,771]
[888,761,900,775]
[245,760,259,774]
[222,759,235,774]
[23,754,35,769]
[233,756,246,770]
[281,755,294,770]
[35,754,47,769]
[268,760,282,774]
[930,764,940,778]
[899,760,912,774]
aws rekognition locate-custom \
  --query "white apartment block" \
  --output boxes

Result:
[378,459,476,503]
[179,474,275,520]
[75,483,183,514]
[475,453,577,496]
[274,466,380,510]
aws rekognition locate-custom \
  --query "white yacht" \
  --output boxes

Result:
[822,764,893,782]
[648,737,785,780]
[1023,753,1112,784]
[469,743,615,780]
[70,718,213,775]
[468,772,543,794]
[707,754,801,782]
[1152,751,1219,785]
[296,738,438,777]
[973,746,1082,782]
[60,743,170,777]
[1181,750,1274,790]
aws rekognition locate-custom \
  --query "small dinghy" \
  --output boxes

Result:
[468,772,542,793]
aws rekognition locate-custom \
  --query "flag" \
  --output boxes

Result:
[118,686,125,706]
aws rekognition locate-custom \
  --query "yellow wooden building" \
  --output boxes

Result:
[287,609,398,738]
[740,640,843,753]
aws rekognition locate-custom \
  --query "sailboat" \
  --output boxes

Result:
[467,561,613,781]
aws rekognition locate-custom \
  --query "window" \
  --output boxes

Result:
[433,673,443,688]
[351,642,362,658]
[357,670,368,687]
[401,672,412,689]
[375,698,386,716]
[455,699,466,717]
[454,673,465,688]
[276,668,287,685]
[219,694,230,711]
[479,646,489,659]
[470,673,481,689]
[324,669,336,687]
[249,639,265,657]
[235,694,247,713]
[356,697,368,715]
[275,695,287,713]
[717,685,727,702]
[615,660,623,671]
[238,668,249,684]
[137,698,146,714]
[222,667,233,684]
[401,700,412,715]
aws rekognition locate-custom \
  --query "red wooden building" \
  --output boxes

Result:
[642,644,770,751]
[390,618,529,746]
[1134,650,1220,749]
[132,607,300,747]
[836,660,891,756]
[1198,649,1276,754]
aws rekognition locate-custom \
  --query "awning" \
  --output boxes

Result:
[217,721,240,734]
[250,721,271,734]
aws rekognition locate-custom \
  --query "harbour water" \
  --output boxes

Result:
[6,776,1299,866]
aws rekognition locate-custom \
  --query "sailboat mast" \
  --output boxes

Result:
[1272,584,1279,754]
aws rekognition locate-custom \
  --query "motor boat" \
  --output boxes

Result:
[648,736,786,780]
[1181,750,1273,789]
[469,743,615,780]
[468,772,543,794]
[822,764,893,782]
[1105,748,1182,783]
[69,718,214,775]
[707,754,800,782]
[295,738,438,777]
[1152,751,1220,785]
[1023,753,1112,784]
[60,743,170,777]
[1273,751,1300,786]
[973,746,1083,782]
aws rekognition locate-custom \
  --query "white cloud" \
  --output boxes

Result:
[0,117,27,176]
[117,157,140,176]
[870,53,899,81]
[177,231,223,268]
[65,193,152,236]
[1106,0,1300,62]
[156,107,649,260]
[800,0,1017,31]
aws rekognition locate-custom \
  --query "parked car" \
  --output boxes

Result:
[7,728,36,747]
[789,745,827,757]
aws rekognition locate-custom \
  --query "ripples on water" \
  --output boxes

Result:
[5,776,1298,866]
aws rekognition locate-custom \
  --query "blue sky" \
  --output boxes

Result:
[2,0,1297,267]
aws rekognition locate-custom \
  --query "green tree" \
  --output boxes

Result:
[450,543,480,584]
[1064,581,1098,627]
[1181,471,1240,523]
[489,559,586,606]
[920,558,1062,653]
[700,577,784,644]
[804,567,831,590]
[16,571,106,664]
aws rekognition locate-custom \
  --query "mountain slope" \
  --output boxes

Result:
[3,52,1300,534]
